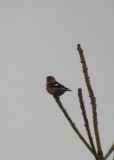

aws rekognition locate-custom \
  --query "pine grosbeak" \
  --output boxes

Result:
[46,76,71,98]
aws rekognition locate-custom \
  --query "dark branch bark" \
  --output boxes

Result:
[104,144,114,160]
[77,44,103,160]
[53,96,94,156]
[78,88,98,160]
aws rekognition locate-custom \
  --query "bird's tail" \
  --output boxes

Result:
[67,88,72,91]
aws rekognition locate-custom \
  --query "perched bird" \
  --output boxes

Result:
[46,76,71,98]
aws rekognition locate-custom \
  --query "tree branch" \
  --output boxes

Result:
[77,44,103,159]
[53,96,94,156]
[78,88,98,160]
[104,144,114,160]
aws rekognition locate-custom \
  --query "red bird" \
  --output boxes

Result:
[46,76,71,98]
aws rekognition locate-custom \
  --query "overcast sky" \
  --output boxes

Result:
[0,1,114,160]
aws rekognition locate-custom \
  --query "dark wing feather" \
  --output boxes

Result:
[48,82,67,89]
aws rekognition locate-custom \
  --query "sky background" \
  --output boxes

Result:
[0,0,114,160]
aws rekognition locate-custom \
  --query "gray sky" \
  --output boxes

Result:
[0,1,114,160]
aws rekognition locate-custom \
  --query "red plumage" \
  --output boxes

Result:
[46,76,71,98]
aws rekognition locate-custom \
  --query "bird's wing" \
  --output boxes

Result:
[48,82,66,89]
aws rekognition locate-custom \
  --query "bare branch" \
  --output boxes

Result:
[53,96,94,156]
[104,144,114,160]
[78,88,98,160]
[77,44,103,159]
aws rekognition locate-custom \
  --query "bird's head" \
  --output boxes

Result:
[46,76,56,83]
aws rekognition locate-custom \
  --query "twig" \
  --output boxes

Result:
[53,96,94,156]
[78,88,98,160]
[77,44,103,159]
[104,144,114,160]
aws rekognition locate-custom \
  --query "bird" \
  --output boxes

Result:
[46,76,71,98]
